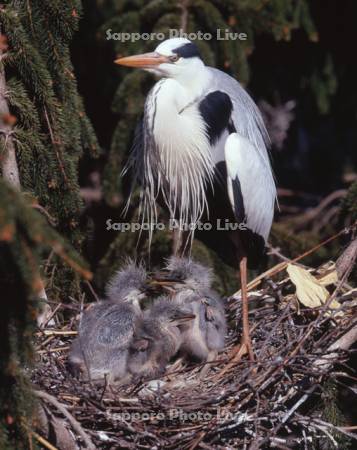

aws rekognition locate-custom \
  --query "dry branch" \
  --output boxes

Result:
[34,390,95,450]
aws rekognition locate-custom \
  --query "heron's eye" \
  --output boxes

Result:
[169,54,180,63]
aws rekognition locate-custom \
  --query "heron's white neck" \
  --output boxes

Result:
[144,66,214,226]
[171,61,209,96]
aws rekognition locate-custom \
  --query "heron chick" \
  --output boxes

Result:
[128,296,195,380]
[154,257,227,372]
[68,261,147,383]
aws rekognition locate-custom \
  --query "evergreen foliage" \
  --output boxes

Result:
[0,178,91,449]
[0,0,99,247]
[0,1,97,446]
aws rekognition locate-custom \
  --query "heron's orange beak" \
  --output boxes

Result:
[114,52,169,68]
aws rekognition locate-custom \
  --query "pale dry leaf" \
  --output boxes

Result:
[287,264,340,309]
[315,261,338,286]
[317,269,338,286]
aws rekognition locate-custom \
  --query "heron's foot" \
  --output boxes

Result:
[227,341,251,363]
[238,336,255,362]
[211,341,254,381]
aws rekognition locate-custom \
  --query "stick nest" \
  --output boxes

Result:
[32,263,357,450]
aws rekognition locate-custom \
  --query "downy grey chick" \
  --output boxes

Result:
[157,257,227,369]
[68,261,147,383]
[128,296,194,380]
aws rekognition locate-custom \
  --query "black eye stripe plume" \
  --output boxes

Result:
[173,43,201,58]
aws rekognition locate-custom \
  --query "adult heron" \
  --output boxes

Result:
[115,38,276,360]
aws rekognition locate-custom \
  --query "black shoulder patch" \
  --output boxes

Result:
[173,42,201,59]
[199,91,233,144]
[230,175,266,268]
[231,175,245,223]
[227,120,236,134]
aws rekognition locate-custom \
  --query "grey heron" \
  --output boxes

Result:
[155,256,227,376]
[68,261,147,383]
[115,38,276,361]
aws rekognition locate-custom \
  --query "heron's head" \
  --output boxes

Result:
[157,256,213,293]
[114,38,204,80]
[105,259,147,304]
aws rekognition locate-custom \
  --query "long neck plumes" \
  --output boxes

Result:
[137,69,214,232]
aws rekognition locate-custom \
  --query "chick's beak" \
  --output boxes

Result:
[145,278,186,294]
[170,313,196,325]
[114,52,169,68]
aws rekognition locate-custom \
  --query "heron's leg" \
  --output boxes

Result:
[211,257,254,381]
[172,228,181,255]
[239,256,254,361]
[172,229,192,256]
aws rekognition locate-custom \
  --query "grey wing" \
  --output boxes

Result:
[78,300,112,335]
[67,336,85,377]
[96,305,137,348]
[206,292,227,332]
[225,132,275,243]
[207,67,272,173]
[205,68,276,240]
[203,292,227,351]
[79,302,108,334]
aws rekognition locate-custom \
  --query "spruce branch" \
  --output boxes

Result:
[0,35,50,314]
[0,40,20,189]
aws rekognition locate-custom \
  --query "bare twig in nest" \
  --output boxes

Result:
[34,390,95,450]
[38,330,77,336]
[25,427,59,450]
[336,238,357,281]
[37,346,70,354]
[314,320,357,371]
[267,245,292,262]
[85,280,100,302]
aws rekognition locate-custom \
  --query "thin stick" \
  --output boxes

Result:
[35,390,95,450]
[25,427,58,450]
[37,346,70,354]
[85,280,100,302]
[39,330,77,336]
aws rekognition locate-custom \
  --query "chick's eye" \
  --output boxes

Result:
[169,54,179,63]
